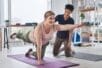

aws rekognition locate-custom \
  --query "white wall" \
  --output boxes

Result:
[11,0,48,24]
[0,0,4,51]
[0,0,4,25]
[51,0,68,15]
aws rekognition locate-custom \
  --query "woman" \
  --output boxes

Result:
[10,11,84,65]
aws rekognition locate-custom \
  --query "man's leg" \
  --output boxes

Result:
[64,39,72,57]
[53,37,63,56]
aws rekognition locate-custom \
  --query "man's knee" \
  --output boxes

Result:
[53,50,59,56]
[64,47,72,57]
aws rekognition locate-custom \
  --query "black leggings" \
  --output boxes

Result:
[33,42,49,59]
[53,37,71,57]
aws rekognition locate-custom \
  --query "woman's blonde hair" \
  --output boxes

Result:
[44,11,55,19]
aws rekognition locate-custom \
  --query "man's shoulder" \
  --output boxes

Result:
[69,17,74,20]
[66,17,74,24]
[68,17,74,22]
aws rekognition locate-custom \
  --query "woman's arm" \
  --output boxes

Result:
[54,23,83,31]
[68,30,73,42]
[34,26,43,65]
[67,30,73,50]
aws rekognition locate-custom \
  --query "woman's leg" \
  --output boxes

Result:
[53,37,63,56]
[25,48,33,57]
[31,42,49,60]
[10,33,17,39]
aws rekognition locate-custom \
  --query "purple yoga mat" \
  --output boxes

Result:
[7,54,79,68]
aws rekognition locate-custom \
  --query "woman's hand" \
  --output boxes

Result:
[37,60,43,65]
[77,23,85,28]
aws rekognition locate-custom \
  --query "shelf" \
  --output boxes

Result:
[76,0,102,44]
[80,7,95,12]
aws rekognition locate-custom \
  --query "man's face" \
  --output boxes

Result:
[64,9,72,18]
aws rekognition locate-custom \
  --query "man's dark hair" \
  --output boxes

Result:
[65,4,74,12]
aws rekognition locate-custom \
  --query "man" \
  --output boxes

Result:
[53,4,75,57]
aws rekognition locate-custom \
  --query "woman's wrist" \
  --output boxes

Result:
[77,23,83,28]
[76,24,79,28]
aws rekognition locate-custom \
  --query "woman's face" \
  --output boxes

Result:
[45,15,55,26]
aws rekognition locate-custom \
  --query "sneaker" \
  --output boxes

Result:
[25,48,33,57]
[10,33,17,39]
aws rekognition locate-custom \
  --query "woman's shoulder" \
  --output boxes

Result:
[34,22,43,32]
[35,22,42,28]
[53,24,60,31]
